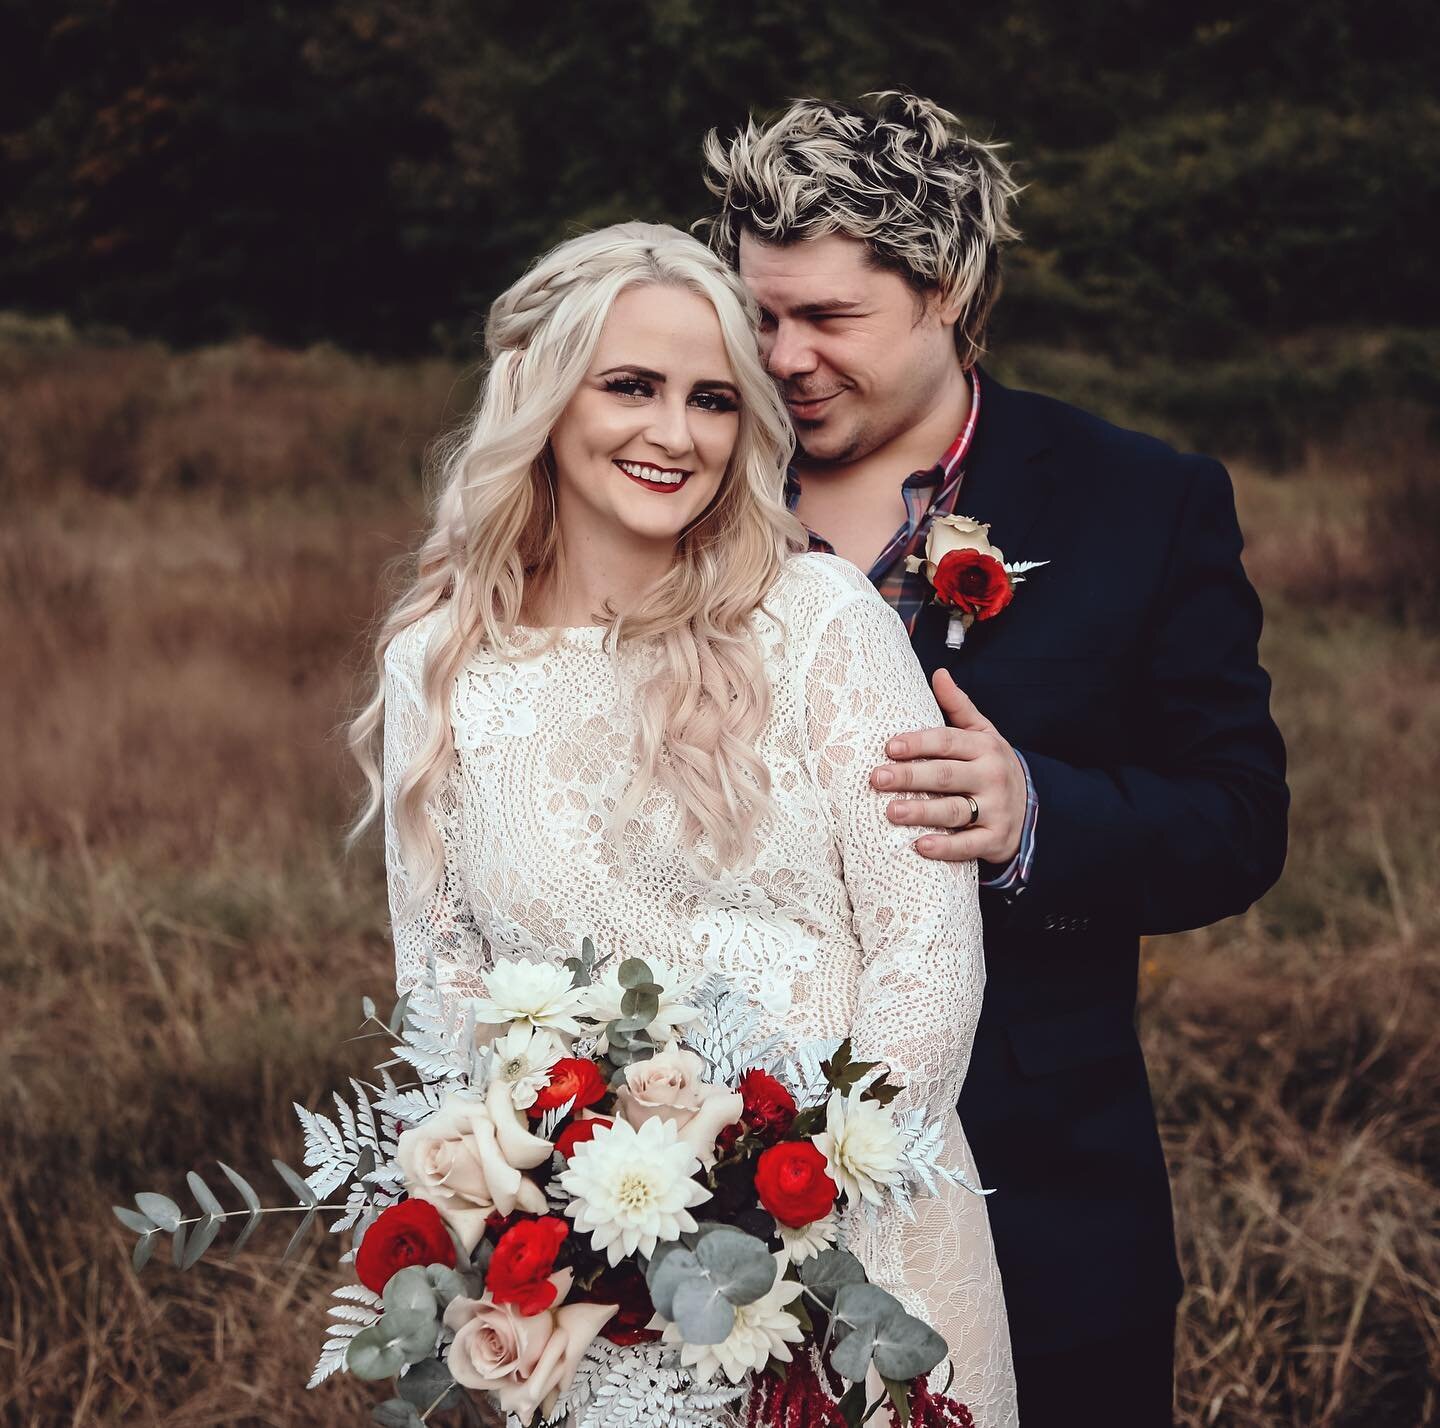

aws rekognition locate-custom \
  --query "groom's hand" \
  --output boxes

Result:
[871,669,1028,865]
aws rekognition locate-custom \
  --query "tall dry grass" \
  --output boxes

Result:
[1,326,1436,1426]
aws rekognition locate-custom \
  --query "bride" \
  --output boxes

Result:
[349,222,1017,1425]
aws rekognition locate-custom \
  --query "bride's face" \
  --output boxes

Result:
[548,284,741,556]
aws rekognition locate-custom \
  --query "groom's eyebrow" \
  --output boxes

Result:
[792,299,864,316]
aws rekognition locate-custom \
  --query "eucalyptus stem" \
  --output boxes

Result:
[166,1203,352,1229]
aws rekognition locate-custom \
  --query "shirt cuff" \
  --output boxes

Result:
[979,749,1038,895]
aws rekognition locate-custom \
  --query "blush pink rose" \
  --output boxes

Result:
[444,1269,617,1425]
[613,1040,743,1169]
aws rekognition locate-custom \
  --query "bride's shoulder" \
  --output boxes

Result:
[765,551,877,612]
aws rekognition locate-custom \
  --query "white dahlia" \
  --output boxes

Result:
[491,1023,565,1110]
[659,1251,805,1384]
[583,961,702,1050]
[558,1115,710,1264]
[777,1211,838,1265]
[812,1086,903,1205]
[467,958,591,1037]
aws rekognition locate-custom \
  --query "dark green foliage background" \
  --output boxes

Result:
[3,0,1437,359]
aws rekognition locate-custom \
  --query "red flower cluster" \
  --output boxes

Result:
[583,1261,663,1346]
[354,1198,456,1294]
[487,1216,569,1314]
[719,1069,797,1157]
[754,1141,838,1228]
[932,549,1013,621]
[528,1058,607,1118]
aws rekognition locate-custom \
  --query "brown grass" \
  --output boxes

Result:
[1,328,1436,1426]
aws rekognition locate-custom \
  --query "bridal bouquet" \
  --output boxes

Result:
[116,941,981,1428]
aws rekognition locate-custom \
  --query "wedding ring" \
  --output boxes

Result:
[963,794,981,827]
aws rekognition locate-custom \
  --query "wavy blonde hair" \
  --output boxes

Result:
[701,91,1022,367]
[348,223,804,901]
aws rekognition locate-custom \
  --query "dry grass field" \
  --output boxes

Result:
[1,328,1436,1427]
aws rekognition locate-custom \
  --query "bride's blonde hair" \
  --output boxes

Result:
[348,222,804,899]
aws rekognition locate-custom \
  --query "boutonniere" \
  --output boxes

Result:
[905,514,1049,649]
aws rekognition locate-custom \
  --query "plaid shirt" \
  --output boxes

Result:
[785,369,1038,894]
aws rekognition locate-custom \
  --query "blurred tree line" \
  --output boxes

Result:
[1,0,1437,359]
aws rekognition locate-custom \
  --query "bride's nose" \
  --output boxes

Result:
[643,393,697,458]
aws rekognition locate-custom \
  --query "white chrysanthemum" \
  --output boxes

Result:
[491,1023,565,1110]
[467,959,591,1036]
[812,1086,903,1205]
[777,1211,838,1265]
[584,962,702,1050]
[659,1251,805,1384]
[559,1115,710,1264]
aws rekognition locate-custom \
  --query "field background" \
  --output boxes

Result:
[2,2,1438,1425]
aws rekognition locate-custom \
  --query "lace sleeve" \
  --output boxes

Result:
[382,621,490,997]
[801,582,985,1299]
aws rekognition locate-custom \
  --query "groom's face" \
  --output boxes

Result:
[738,231,961,466]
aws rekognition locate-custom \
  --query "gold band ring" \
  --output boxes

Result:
[963,794,981,827]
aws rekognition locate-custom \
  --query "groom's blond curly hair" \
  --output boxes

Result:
[701,91,1021,368]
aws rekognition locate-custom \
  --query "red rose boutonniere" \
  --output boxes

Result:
[905,515,1048,649]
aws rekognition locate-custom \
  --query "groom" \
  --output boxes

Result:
[705,93,1288,1426]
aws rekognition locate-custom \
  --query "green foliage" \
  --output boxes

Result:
[2,0,1435,356]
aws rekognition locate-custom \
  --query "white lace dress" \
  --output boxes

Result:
[382,552,1017,1427]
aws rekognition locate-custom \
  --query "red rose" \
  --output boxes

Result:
[354,1198,456,1295]
[738,1069,796,1140]
[528,1058,608,1118]
[583,1261,663,1346]
[486,1216,570,1315]
[754,1142,838,1228]
[554,1115,612,1158]
[932,549,1013,621]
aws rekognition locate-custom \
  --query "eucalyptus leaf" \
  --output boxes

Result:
[869,1313,947,1382]
[799,1247,867,1309]
[132,1231,156,1272]
[617,957,653,990]
[272,1157,319,1207]
[646,1244,700,1321]
[170,1221,189,1268]
[425,1265,468,1308]
[280,1204,318,1263]
[671,1274,736,1346]
[216,1161,261,1213]
[389,1305,442,1363]
[398,1357,464,1412]
[135,1192,182,1232]
[620,987,661,1023]
[181,1212,222,1269]
[362,995,377,1022]
[113,1205,155,1235]
[828,1321,876,1381]
[186,1170,224,1219]
[355,1145,377,1183]
[229,1206,262,1260]
[388,989,412,1034]
[832,1282,905,1330]
[384,1265,440,1318]
[694,1227,776,1307]
[347,1321,411,1381]
[372,1400,424,1428]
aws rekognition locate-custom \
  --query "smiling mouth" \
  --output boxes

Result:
[615,459,692,492]
[785,391,842,418]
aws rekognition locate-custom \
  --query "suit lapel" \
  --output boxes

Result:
[915,370,1059,662]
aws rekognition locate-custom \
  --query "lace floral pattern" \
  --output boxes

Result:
[382,553,1017,1426]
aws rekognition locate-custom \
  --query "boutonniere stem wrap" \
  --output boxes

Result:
[905,515,1049,649]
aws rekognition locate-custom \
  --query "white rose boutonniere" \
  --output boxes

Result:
[905,513,1049,648]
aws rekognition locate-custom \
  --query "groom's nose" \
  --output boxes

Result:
[764,319,819,383]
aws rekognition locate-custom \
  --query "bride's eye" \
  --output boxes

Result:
[603,376,654,399]
[690,390,738,413]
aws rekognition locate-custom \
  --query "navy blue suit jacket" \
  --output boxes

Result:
[924,373,1288,1356]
